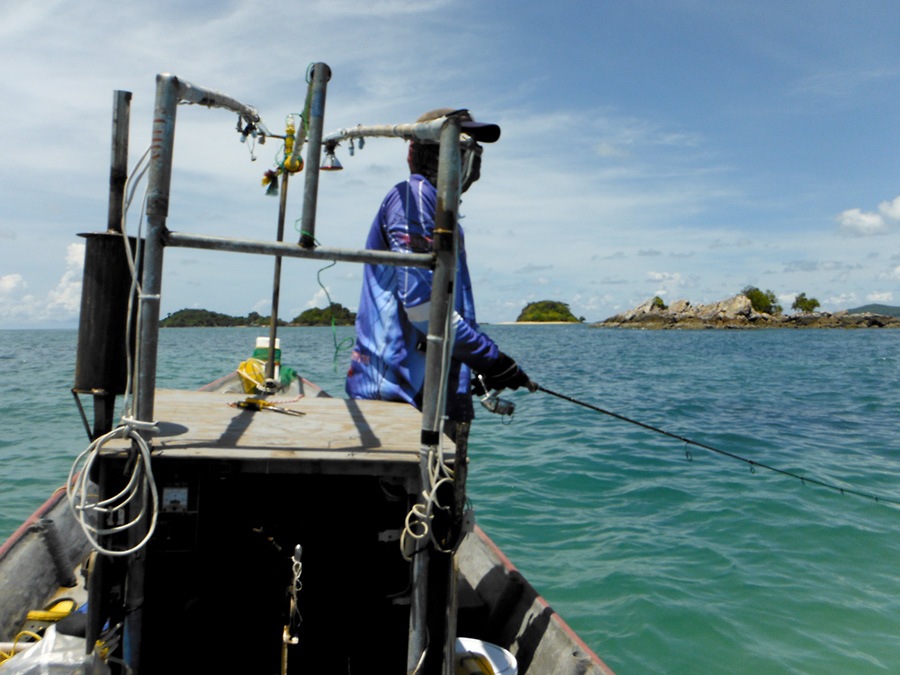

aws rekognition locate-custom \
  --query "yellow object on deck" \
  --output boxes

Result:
[25,598,77,622]
[237,358,266,393]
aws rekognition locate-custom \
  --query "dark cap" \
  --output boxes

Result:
[416,108,501,143]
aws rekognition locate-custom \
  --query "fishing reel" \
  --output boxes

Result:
[474,374,515,418]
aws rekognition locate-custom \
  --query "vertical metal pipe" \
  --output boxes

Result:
[407,117,462,675]
[419,116,461,435]
[266,173,290,382]
[127,72,181,675]
[107,91,131,234]
[138,73,179,429]
[298,63,331,249]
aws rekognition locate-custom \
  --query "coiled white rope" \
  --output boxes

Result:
[401,424,457,560]
[67,417,160,557]
[68,146,160,557]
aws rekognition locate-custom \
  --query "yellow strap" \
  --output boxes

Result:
[25,598,76,622]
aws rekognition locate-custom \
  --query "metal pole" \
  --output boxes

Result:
[443,420,470,673]
[137,73,179,444]
[107,90,131,234]
[126,73,181,675]
[407,116,462,675]
[166,231,433,268]
[322,119,445,146]
[418,117,461,436]
[266,172,290,383]
[85,92,131,655]
[298,63,331,249]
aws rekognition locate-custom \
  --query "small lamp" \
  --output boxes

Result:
[320,142,343,171]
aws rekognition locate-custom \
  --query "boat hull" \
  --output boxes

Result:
[1,487,613,673]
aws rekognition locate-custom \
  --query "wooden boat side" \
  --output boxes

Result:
[0,486,90,642]
[458,525,614,674]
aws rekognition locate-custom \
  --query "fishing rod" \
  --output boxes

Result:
[535,385,900,508]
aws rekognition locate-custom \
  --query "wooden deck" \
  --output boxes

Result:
[114,389,443,477]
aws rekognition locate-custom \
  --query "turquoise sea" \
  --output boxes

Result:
[1,326,898,673]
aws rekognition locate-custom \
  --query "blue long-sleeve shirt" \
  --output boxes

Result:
[345,174,501,421]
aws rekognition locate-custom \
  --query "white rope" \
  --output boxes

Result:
[401,437,458,560]
[67,418,160,557]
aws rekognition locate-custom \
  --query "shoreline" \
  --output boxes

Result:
[491,321,582,326]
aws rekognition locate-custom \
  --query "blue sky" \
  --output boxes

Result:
[1,0,898,328]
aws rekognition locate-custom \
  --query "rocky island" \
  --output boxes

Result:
[600,295,900,329]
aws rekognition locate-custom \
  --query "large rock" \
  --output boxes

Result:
[599,297,900,329]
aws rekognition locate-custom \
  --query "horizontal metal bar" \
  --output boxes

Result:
[323,120,446,146]
[166,231,434,269]
[161,73,263,127]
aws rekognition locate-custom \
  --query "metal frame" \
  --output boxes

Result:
[121,65,464,674]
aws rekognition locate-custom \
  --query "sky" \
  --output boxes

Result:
[1,0,899,328]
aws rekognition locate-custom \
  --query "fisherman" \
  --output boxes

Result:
[345,108,535,429]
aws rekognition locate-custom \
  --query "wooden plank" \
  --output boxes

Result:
[102,390,453,476]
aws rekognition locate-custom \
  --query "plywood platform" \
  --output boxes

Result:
[117,389,446,477]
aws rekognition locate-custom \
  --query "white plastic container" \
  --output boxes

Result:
[455,637,518,674]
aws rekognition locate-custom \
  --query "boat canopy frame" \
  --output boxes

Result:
[114,64,465,674]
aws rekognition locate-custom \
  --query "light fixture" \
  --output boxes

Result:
[320,142,343,171]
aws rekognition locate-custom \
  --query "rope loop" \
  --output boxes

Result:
[119,415,159,435]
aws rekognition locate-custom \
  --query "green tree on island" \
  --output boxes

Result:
[291,303,356,326]
[791,292,821,313]
[741,286,782,315]
[161,308,256,327]
[516,300,583,323]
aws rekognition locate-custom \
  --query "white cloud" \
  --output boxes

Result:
[0,273,26,295]
[867,291,893,303]
[0,245,83,325]
[778,292,796,306]
[0,274,34,324]
[306,288,332,309]
[826,292,858,307]
[837,208,888,235]
[44,243,84,315]
[647,271,684,298]
[837,195,900,236]
[879,196,900,221]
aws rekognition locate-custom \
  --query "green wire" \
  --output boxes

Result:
[315,260,354,371]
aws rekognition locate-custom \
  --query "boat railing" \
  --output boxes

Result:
[89,63,464,674]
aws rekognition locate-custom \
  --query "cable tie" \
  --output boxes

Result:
[120,416,160,435]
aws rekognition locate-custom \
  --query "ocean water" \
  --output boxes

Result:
[1,326,898,673]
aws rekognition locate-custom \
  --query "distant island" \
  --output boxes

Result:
[161,304,356,328]
[160,296,900,330]
[599,295,900,329]
[516,300,584,323]
[846,304,900,318]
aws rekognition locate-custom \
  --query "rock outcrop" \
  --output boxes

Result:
[599,296,900,329]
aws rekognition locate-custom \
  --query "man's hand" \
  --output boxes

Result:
[482,352,536,392]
